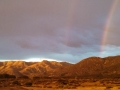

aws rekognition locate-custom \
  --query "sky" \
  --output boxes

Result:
[0,0,120,63]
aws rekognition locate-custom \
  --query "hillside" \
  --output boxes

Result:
[0,60,71,78]
[56,55,120,78]
[55,57,104,77]
[1,55,120,78]
[20,60,71,77]
[0,61,35,77]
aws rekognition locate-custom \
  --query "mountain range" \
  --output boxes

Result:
[0,55,120,78]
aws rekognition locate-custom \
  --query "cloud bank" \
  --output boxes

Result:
[0,0,120,63]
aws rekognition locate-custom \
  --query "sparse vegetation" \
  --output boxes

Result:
[24,82,32,87]
[12,80,21,86]
[1,56,120,89]
[0,75,120,89]
[0,74,16,78]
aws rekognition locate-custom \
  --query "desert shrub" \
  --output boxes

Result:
[9,75,16,78]
[12,80,21,85]
[33,76,40,80]
[0,74,16,78]
[47,86,52,88]
[25,82,32,86]
[63,85,71,89]
[18,75,29,79]
[71,86,77,89]
[106,86,113,89]
[58,79,68,85]
[57,84,64,88]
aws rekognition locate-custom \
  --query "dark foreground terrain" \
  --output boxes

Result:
[1,55,120,89]
[1,77,120,90]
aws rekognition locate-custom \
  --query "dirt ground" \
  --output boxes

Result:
[1,86,120,90]
[1,78,120,90]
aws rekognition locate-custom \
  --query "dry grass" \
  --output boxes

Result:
[1,86,120,90]
[1,78,120,90]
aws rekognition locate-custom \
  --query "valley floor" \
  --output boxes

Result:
[1,78,120,90]
[1,86,120,90]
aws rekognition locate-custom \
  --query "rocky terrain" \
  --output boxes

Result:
[1,56,120,89]
[56,56,120,78]
[0,60,71,78]
[1,55,120,78]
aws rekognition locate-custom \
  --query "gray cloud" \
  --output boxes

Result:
[0,0,120,63]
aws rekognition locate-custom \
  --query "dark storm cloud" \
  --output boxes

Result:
[0,0,120,62]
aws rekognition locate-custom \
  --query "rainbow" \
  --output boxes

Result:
[101,0,118,53]
[65,0,118,55]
